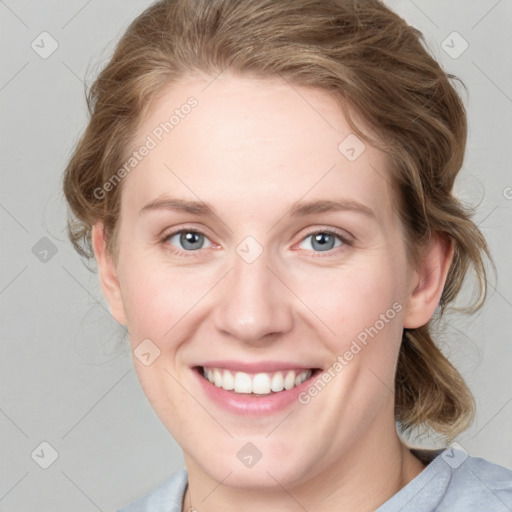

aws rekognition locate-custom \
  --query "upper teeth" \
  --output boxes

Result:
[202,367,312,395]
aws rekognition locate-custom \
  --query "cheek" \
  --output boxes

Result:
[122,278,179,345]
[300,256,406,351]
[117,256,218,348]
[117,260,200,429]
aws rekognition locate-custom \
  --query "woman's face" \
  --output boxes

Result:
[96,73,424,489]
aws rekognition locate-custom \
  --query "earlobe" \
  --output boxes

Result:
[91,222,127,326]
[403,233,454,329]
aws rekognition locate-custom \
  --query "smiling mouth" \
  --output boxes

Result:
[195,366,322,395]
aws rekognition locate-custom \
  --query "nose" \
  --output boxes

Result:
[212,248,294,345]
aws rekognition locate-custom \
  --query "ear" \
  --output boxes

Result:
[91,222,127,326]
[403,233,454,329]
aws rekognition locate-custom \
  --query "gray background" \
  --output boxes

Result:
[1,0,511,510]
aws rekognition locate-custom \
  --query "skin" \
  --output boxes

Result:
[92,73,453,512]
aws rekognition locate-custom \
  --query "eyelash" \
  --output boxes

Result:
[160,226,353,258]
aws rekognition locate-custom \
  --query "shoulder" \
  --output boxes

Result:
[438,449,512,511]
[117,468,188,512]
[377,447,512,512]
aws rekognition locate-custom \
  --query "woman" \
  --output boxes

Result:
[62,0,512,510]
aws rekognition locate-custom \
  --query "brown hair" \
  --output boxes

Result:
[63,0,494,443]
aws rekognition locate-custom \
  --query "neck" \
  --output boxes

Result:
[182,416,426,512]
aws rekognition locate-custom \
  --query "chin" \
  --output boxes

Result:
[192,442,315,491]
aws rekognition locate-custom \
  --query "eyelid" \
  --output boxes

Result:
[292,226,353,257]
[160,224,216,254]
[160,225,354,257]
[299,226,353,244]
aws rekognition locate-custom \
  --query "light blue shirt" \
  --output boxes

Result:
[118,448,512,511]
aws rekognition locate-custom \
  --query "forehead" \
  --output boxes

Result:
[122,73,395,227]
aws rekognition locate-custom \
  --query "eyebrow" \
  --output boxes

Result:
[139,196,375,219]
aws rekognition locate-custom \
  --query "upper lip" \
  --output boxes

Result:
[195,360,321,373]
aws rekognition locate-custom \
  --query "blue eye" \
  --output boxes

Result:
[299,231,345,252]
[163,230,213,253]
[161,228,351,257]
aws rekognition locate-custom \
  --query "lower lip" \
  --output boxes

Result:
[193,367,321,415]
